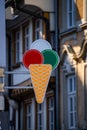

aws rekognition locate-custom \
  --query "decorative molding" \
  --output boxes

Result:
[60,44,76,64]
[80,22,87,29]
[76,39,87,59]
[60,39,87,64]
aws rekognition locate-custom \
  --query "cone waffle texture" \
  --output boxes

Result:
[29,64,52,103]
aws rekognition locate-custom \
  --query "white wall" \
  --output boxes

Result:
[0,0,6,67]
[13,65,30,85]
[25,0,54,12]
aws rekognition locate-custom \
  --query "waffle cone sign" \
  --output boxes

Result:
[29,64,52,103]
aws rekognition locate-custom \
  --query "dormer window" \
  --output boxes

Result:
[35,19,42,39]
[25,25,30,51]
[37,103,44,130]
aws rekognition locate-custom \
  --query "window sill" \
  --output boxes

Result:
[59,27,77,38]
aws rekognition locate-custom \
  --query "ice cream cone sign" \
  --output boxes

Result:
[29,64,52,103]
[23,39,60,103]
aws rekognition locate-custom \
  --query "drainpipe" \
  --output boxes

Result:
[54,0,60,130]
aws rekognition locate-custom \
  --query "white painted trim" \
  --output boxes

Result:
[4,86,32,89]
[35,19,43,39]
[5,71,30,74]
[9,106,13,121]
[48,97,54,130]
[16,110,18,130]
[43,98,47,130]
[20,26,23,62]
[24,23,30,50]
[16,31,20,63]
[37,102,44,130]
[0,95,5,110]
[20,103,23,130]
[32,98,35,130]
[26,103,32,130]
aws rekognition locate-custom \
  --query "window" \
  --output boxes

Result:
[0,77,4,83]
[50,32,55,49]
[0,121,1,130]
[85,52,87,61]
[67,75,77,129]
[86,52,87,61]
[37,103,44,130]
[27,103,32,130]
[35,19,42,39]
[67,0,75,28]
[48,97,54,130]
[16,31,20,62]
[25,25,30,50]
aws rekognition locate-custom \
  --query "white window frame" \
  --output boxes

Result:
[25,25,30,51]
[67,75,76,129]
[37,103,44,130]
[48,97,54,130]
[35,19,42,39]
[67,0,75,28]
[27,103,32,130]
[16,31,20,62]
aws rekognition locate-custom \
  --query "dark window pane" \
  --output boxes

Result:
[29,116,31,128]
[74,77,76,91]
[75,112,76,126]
[25,36,29,50]
[0,77,3,83]
[50,111,53,122]
[16,32,19,39]
[36,20,40,28]
[51,124,53,130]
[70,113,73,126]
[74,96,76,111]
[70,97,73,111]
[69,0,72,11]
[38,114,42,126]
[69,78,72,92]
[50,98,54,107]
[69,13,72,27]
[36,31,40,39]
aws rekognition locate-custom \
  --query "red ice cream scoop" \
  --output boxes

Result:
[23,49,44,69]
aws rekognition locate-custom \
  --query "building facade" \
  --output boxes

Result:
[2,0,87,130]
[6,0,56,130]
[59,0,87,129]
